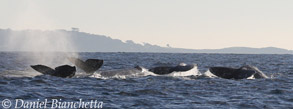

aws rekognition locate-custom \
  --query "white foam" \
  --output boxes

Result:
[166,65,201,77]
[90,67,156,79]
[203,70,218,78]
[247,75,255,79]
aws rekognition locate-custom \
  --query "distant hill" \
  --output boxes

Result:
[194,47,292,54]
[0,29,292,54]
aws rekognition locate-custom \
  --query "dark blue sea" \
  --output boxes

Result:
[0,52,292,108]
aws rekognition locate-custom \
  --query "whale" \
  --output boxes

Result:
[31,65,76,78]
[96,66,152,78]
[68,57,103,74]
[149,63,199,76]
[209,65,268,79]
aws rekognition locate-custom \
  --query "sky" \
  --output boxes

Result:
[0,0,292,50]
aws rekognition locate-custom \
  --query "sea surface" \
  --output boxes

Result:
[0,52,292,109]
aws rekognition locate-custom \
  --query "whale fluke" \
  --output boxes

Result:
[31,65,76,78]
[31,65,55,75]
[149,63,195,75]
[68,57,103,73]
[209,65,268,79]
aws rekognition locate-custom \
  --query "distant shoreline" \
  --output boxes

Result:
[0,29,292,54]
[0,51,292,55]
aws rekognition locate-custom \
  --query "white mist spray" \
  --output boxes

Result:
[6,1,79,68]
[7,29,79,67]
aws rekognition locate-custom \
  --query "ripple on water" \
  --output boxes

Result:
[0,53,293,108]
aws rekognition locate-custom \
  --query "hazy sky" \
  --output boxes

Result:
[0,0,292,50]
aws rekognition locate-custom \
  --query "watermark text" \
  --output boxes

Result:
[1,99,103,109]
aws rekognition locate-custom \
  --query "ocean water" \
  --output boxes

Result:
[0,52,292,108]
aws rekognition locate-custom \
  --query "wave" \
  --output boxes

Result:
[0,66,275,80]
[90,66,201,79]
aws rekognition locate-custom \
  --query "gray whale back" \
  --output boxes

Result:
[239,65,268,79]
[149,64,195,75]
[31,65,76,78]
[99,66,146,78]
[209,65,268,79]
